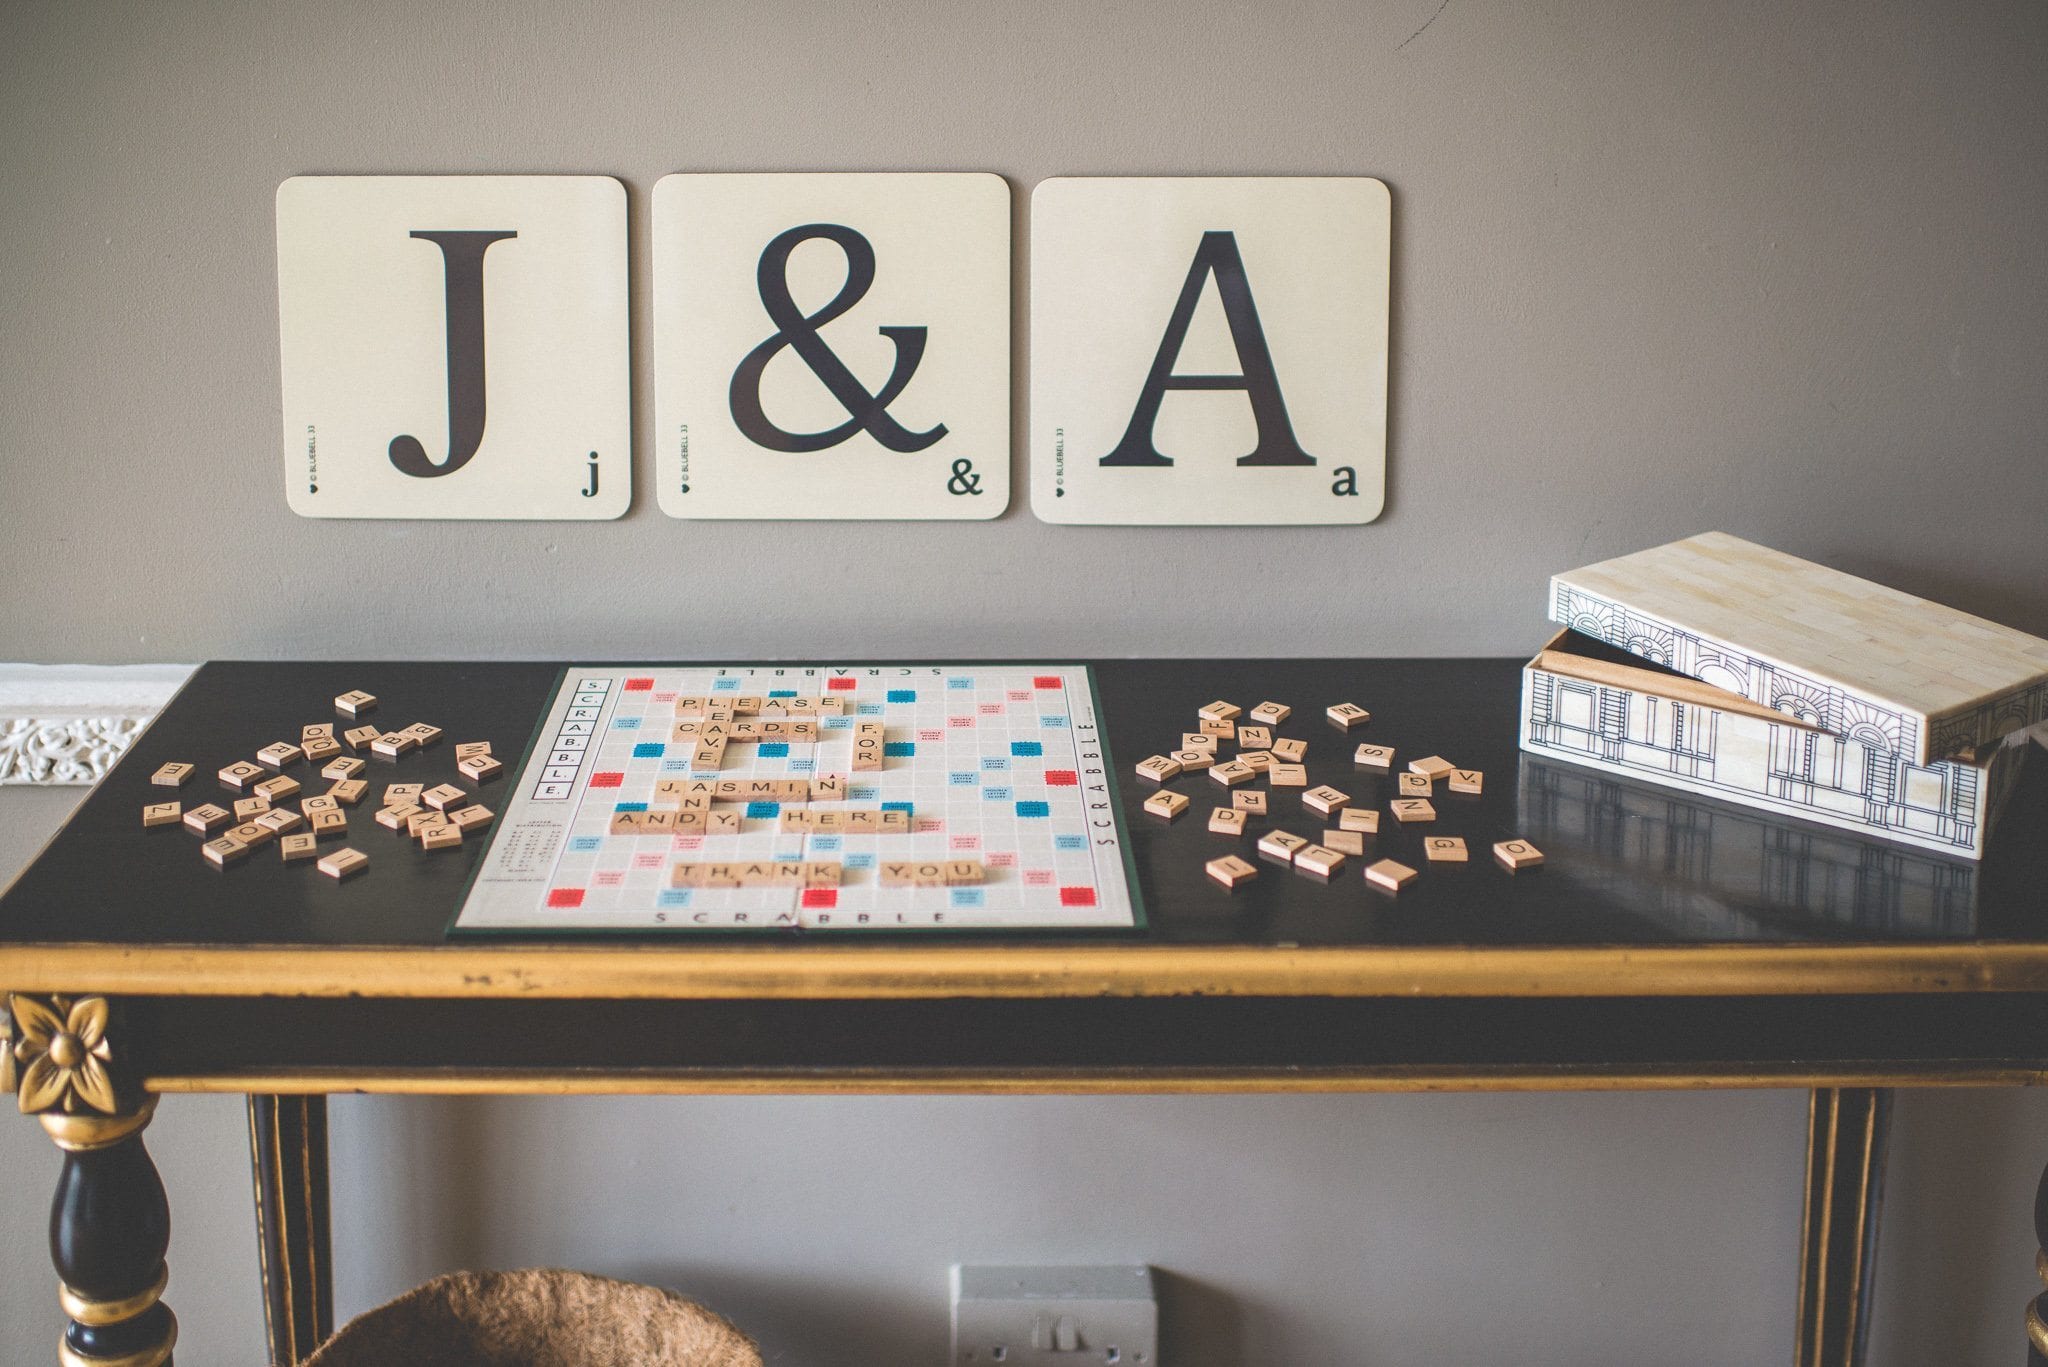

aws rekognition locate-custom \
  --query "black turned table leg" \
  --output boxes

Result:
[1796,1087,1892,1367]
[247,1095,333,1366]
[5,993,177,1367]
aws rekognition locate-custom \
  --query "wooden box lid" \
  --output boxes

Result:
[1549,532,2048,766]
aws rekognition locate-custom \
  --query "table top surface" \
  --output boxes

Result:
[3,658,2045,1002]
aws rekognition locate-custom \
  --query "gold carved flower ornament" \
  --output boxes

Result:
[10,994,118,1114]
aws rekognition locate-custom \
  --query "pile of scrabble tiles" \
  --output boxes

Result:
[140,689,500,881]
[1133,699,1543,895]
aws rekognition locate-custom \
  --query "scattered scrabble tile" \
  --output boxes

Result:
[257,742,304,769]
[317,847,368,879]
[1232,789,1268,814]
[310,809,349,839]
[370,731,415,758]
[323,756,366,781]
[226,820,274,848]
[449,804,494,833]
[342,726,382,752]
[1268,763,1308,787]
[1257,829,1309,862]
[1206,854,1258,889]
[376,802,423,831]
[302,736,343,764]
[151,762,194,787]
[279,832,320,862]
[1391,798,1437,823]
[1170,748,1215,773]
[1337,808,1380,834]
[142,801,182,828]
[1270,737,1308,763]
[1236,724,1272,750]
[1409,755,1454,781]
[1323,828,1366,856]
[454,741,492,762]
[1423,836,1469,863]
[1353,743,1395,768]
[420,823,463,851]
[400,722,443,748]
[1327,702,1370,729]
[1494,839,1545,871]
[183,803,230,834]
[1364,858,1419,892]
[302,794,341,815]
[1398,772,1433,797]
[218,760,266,789]
[1448,769,1484,796]
[302,723,336,745]
[383,783,423,807]
[232,796,272,822]
[334,690,377,716]
[1294,844,1346,878]
[1143,790,1189,820]
[1249,701,1291,725]
[203,835,250,867]
[1209,759,1255,787]
[253,774,300,803]
[1238,750,1273,773]
[1208,806,1247,835]
[407,810,450,837]
[1198,717,1234,738]
[456,754,503,783]
[256,808,304,836]
[1303,785,1350,816]
[328,778,368,806]
[421,783,467,812]
[1198,700,1242,723]
[1135,755,1182,783]
[1180,732,1219,753]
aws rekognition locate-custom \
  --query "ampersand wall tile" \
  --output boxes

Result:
[654,172,1011,520]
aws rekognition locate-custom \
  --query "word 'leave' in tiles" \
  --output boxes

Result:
[653,173,1012,520]
[1031,176,1390,525]
[276,175,631,520]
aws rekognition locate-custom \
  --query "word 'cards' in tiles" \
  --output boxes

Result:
[452,666,1141,933]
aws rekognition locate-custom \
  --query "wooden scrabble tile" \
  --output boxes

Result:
[1208,806,1247,835]
[1209,759,1256,787]
[454,741,492,762]
[202,835,250,867]
[1353,743,1395,769]
[302,794,341,815]
[317,847,368,879]
[399,723,443,747]
[1257,829,1309,862]
[183,803,230,834]
[853,720,887,772]
[255,808,304,836]
[233,796,272,822]
[1390,798,1437,823]
[370,731,415,759]
[151,762,194,787]
[1337,807,1380,834]
[258,741,304,769]
[449,804,494,833]
[1294,843,1346,878]
[944,860,985,886]
[609,810,662,835]
[420,823,463,851]
[1448,769,1484,796]
[1135,755,1182,783]
[1196,718,1233,740]
[808,774,849,802]
[1268,763,1309,787]
[1326,702,1370,729]
[253,774,300,803]
[421,783,467,812]
[458,754,504,783]
[1270,737,1308,763]
[1398,772,1433,797]
[1143,790,1189,820]
[218,760,266,789]
[1198,700,1243,723]
[279,832,319,862]
[322,756,366,781]
[407,810,450,837]
[383,783,423,807]
[227,820,274,848]
[1238,750,1273,773]
[301,723,336,745]
[142,801,182,828]
[1206,854,1258,889]
[302,736,343,764]
[342,725,382,752]
[1303,785,1350,816]
[1423,836,1468,863]
[1493,839,1546,871]
[375,802,423,831]
[880,860,953,888]
[327,778,368,807]
[1235,724,1272,750]
[692,734,727,769]
[1169,749,1215,773]
[334,690,377,716]
[1364,858,1419,892]
[1249,701,1291,725]
[1409,755,1454,781]
[1323,828,1366,856]
[1232,789,1268,814]
[309,809,349,839]
[1180,733,1219,753]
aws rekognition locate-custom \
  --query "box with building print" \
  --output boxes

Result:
[1519,533,2048,858]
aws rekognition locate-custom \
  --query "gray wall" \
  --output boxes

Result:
[4,0,2047,1362]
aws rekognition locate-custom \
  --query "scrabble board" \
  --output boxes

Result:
[450,665,1142,934]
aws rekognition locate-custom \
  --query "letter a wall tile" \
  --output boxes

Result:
[276,176,630,519]
[654,173,1010,520]
[1030,177,1389,525]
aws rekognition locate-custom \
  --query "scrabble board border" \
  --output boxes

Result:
[446,662,1148,938]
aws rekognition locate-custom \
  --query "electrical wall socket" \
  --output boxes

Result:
[950,1265,1159,1365]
